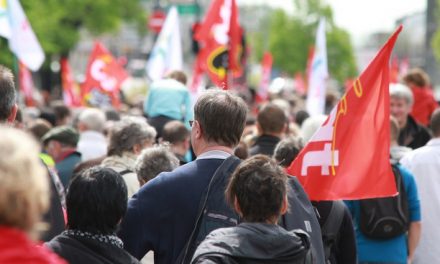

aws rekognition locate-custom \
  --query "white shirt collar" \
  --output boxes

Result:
[196,150,231,160]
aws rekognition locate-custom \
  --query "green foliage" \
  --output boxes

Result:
[433,0,440,62]
[252,0,357,82]
[5,0,146,57]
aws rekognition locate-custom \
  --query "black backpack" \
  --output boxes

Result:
[359,164,409,239]
[320,201,345,264]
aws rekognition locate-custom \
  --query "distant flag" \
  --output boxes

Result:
[61,58,81,107]
[294,72,306,96]
[256,51,272,102]
[189,53,204,94]
[390,56,399,83]
[195,0,241,89]
[399,57,409,76]
[7,0,45,71]
[146,6,182,81]
[306,18,328,116]
[0,0,10,38]
[82,42,129,109]
[287,26,403,201]
[18,61,34,106]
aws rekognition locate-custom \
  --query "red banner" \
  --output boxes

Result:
[194,0,241,89]
[81,42,128,108]
[60,58,81,107]
[256,52,272,102]
[287,26,403,201]
[19,61,34,106]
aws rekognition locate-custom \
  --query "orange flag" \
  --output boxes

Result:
[287,26,403,201]
[81,42,128,108]
[195,0,241,89]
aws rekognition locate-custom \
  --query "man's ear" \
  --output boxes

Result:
[280,195,288,215]
[7,104,17,123]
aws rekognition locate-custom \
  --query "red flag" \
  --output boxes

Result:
[256,52,272,102]
[287,26,403,201]
[195,0,241,89]
[305,46,315,92]
[390,56,399,83]
[294,72,306,96]
[190,53,204,93]
[19,61,34,106]
[81,42,128,109]
[60,58,81,107]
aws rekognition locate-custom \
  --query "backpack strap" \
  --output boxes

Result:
[178,156,241,264]
[321,201,345,262]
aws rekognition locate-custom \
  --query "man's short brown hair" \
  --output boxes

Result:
[194,89,247,147]
[226,155,288,222]
[403,68,430,88]
[257,103,287,134]
[162,120,189,144]
[430,108,440,137]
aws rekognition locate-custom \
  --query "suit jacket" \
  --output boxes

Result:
[118,158,225,264]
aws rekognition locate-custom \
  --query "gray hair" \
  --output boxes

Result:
[107,116,157,156]
[135,145,179,183]
[0,65,16,122]
[300,115,327,143]
[78,108,106,132]
[389,83,414,106]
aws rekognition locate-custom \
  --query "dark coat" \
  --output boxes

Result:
[249,134,281,157]
[191,223,312,264]
[399,115,431,149]
[46,234,139,264]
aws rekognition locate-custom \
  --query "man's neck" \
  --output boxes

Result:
[197,145,233,156]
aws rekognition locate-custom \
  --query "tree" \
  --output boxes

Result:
[248,0,357,83]
[0,0,147,68]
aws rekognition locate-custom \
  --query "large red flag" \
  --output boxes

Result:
[81,42,128,108]
[287,26,403,201]
[195,0,241,89]
[60,58,82,107]
[19,61,34,106]
[256,51,272,102]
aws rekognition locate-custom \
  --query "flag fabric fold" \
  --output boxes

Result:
[146,6,182,81]
[287,26,403,201]
[194,0,241,88]
[82,42,128,109]
[7,0,45,71]
[306,18,328,116]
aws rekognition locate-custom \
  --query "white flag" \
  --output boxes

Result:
[306,18,328,116]
[8,0,45,71]
[146,6,182,81]
[0,0,10,38]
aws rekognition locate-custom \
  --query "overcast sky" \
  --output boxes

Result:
[237,0,426,43]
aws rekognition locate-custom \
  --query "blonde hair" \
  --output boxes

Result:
[0,126,49,236]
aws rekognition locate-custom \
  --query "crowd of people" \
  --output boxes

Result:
[0,63,439,264]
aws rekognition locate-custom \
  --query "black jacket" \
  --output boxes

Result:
[191,223,312,264]
[399,115,431,149]
[249,135,281,157]
[46,234,140,264]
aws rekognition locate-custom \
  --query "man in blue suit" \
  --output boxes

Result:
[118,89,248,264]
